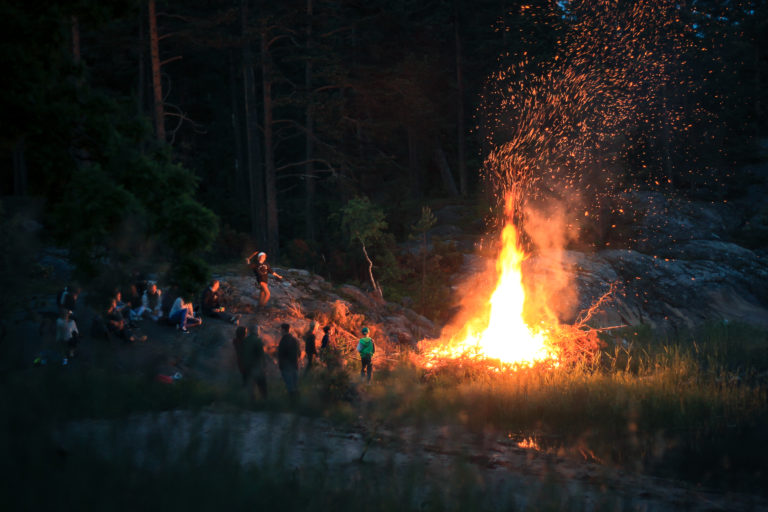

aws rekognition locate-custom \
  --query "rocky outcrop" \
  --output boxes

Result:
[566,243,768,330]
[563,192,768,330]
[217,268,438,349]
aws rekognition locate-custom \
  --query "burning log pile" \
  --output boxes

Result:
[418,197,617,371]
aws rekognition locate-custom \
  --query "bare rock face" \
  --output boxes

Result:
[559,191,768,330]
[566,243,768,330]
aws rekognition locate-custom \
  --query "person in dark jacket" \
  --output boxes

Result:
[232,324,268,399]
[277,323,300,400]
[106,298,145,342]
[126,284,143,322]
[320,325,331,350]
[244,323,268,399]
[246,251,283,308]
[202,280,240,325]
[303,321,317,373]
[56,286,80,318]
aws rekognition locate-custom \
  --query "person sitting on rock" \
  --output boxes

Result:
[56,308,79,360]
[126,284,143,322]
[201,279,240,325]
[140,282,163,321]
[245,251,283,309]
[112,290,132,320]
[106,298,145,342]
[169,294,202,333]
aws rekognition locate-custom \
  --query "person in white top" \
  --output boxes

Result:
[169,295,202,333]
[139,282,163,321]
[55,309,79,359]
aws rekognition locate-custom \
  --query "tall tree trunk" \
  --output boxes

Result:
[454,0,467,196]
[137,6,145,116]
[148,0,165,142]
[407,127,422,199]
[71,16,80,65]
[261,25,279,256]
[241,0,265,246]
[755,43,761,138]
[229,49,247,217]
[435,144,459,197]
[13,137,27,196]
[304,0,316,242]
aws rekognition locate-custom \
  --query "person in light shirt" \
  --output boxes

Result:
[55,309,79,360]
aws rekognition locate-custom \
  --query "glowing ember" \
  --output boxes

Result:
[422,197,559,368]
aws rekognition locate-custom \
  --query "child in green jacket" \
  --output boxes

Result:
[356,326,375,382]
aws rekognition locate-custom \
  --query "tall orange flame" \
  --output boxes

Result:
[422,197,559,368]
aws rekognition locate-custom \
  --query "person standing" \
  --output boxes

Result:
[233,324,268,399]
[303,321,317,373]
[320,325,331,350]
[277,323,300,400]
[246,251,283,309]
[244,323,268,399]
[356,326,375,382]
[56,286,80,319]
[232,325,248,379]
[56,309,79,362]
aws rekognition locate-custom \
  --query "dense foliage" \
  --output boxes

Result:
[1,0,766,305]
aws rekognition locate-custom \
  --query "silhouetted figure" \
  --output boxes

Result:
[278,323,300,400]
[303,321,317,373]
[237,324,268,399]
[56,286,80,317]
[321,325,331,350]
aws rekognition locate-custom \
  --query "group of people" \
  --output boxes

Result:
[52,251,379,392]
[104,277,242,339]
[232,321,376,401]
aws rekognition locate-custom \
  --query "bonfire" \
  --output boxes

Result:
[419,194,605,370]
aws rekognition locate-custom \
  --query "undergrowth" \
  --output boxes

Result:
[0,321,766,507]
